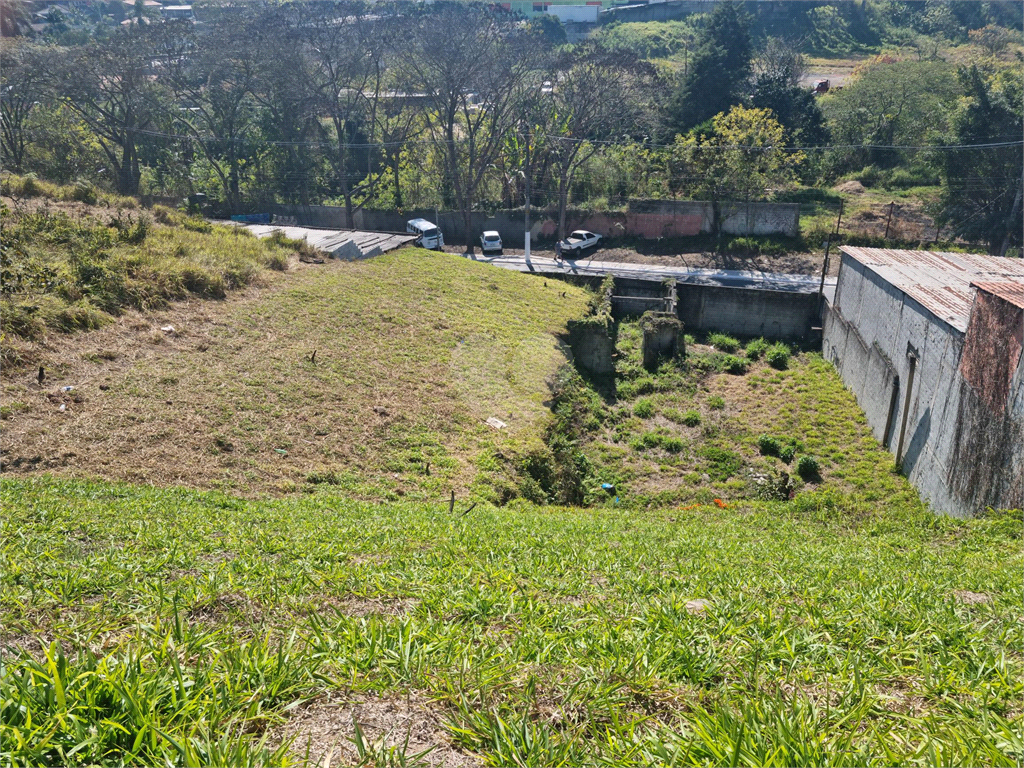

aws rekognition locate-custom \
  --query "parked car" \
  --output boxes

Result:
[406,218,444,250]
[557,230,601,257]
[480,230,502,253]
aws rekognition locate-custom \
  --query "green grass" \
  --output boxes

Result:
[0,201,295,348]
[561,321,930,508]
[1,476,1021,766]
[1,248,591,501]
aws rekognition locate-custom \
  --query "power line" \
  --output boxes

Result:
[131,125,1024,153]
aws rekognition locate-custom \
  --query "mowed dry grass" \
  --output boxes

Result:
[0,249,591,498]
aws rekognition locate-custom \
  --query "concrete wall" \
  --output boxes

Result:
[270,200,801,246]
[677,284,818,340]
[822,255,990,516]
[600,0,714,23]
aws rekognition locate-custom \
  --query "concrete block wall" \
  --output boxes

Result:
[677,285,817,340]
[823,257,973,516]
[271,200,801,245]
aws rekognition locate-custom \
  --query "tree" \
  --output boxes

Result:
[0,42,47,171]
[938,65,1023,253]
[160,18,262,210]
[304,1,383,225]
[751,40,827,148]
[667,2,751,134]
[544,43,658,238]
[821,57,958,171]
[0,0,32,37]
[249,8,322,206]
[47,25,167,195]
[672,105,803,235]
[396,3,537,254]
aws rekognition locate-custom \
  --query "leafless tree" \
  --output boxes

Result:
[545,44,658,238]
[395,3,538,253]
[303,1,383,226]
[0,41,48,172]
[46,25,167,195]
[159,18,261,210]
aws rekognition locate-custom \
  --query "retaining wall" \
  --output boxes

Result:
[677,284,817,340]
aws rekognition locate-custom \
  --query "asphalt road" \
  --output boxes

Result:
[459,250,837,299]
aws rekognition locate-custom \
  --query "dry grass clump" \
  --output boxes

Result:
[0,199,297,353]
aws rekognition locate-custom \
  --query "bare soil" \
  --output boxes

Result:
[271,691,481,768]
[449,245,836,276]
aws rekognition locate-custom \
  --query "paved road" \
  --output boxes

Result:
[459,251,837,299]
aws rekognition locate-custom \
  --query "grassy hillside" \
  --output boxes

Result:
[1,248,591,499]
[0,190,301,362]
[2,477,1021,766]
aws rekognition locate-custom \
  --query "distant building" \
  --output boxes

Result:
[160,4,193,20]
[823,247,1024,516]
[496,0,624,19]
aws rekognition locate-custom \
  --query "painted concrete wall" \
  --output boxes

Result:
[821,256,1017,516]
[270,201,801,245]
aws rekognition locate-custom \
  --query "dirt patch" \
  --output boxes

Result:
[187,592,262,623]
[273,691,480,768]
[952,590,992,606]
[448,245,829,277]
[313,596,419,618]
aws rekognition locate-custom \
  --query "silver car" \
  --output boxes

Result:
[480,230,503,253]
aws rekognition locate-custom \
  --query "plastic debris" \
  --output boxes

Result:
[274,448,288,455]
[485,417,507,430]
[160,325,176,333]
[58,404,66,412]
[61,386,74,392]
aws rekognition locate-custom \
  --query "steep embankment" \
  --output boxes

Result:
[1,247,590,497]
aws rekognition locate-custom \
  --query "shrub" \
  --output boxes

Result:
[629,431,664,452]
[766,343,790,370]
[707,332,740,352]
[618,376,657,399]
[745,338,768,360]
[633,398,655,418]
[758,435,781,456]
[779,445,796,464]
[682,409,701,427]
[152,205,183,226]
[69,180,98,205]
[723,355,747,375]
[708,395,725,410]
[182,217,213,234]
[797,455,821,480]
[662,436,685,454]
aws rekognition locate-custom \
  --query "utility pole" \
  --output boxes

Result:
[524,129,531,258]
[999,178,1022,257]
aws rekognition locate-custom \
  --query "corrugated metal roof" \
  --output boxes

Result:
[840,246,1024,332]
[971,281,1024,309]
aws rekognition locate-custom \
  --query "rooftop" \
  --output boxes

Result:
[971,281,1024,309]
[839,246,1024,332]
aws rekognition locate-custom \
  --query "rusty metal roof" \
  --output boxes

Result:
[840,247,1024,332]
[971,281,1024,309]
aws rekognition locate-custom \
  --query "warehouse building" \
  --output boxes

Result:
[823,247,1024,517]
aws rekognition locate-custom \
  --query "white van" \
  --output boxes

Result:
[406,218,444,250]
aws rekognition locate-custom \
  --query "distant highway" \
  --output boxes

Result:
[458,252,837,299]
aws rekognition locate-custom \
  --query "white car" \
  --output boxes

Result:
[557,230,601,257]
[480,230,502,253]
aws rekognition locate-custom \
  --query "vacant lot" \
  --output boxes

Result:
[1,249,591,498]
[2,477,1021,766]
